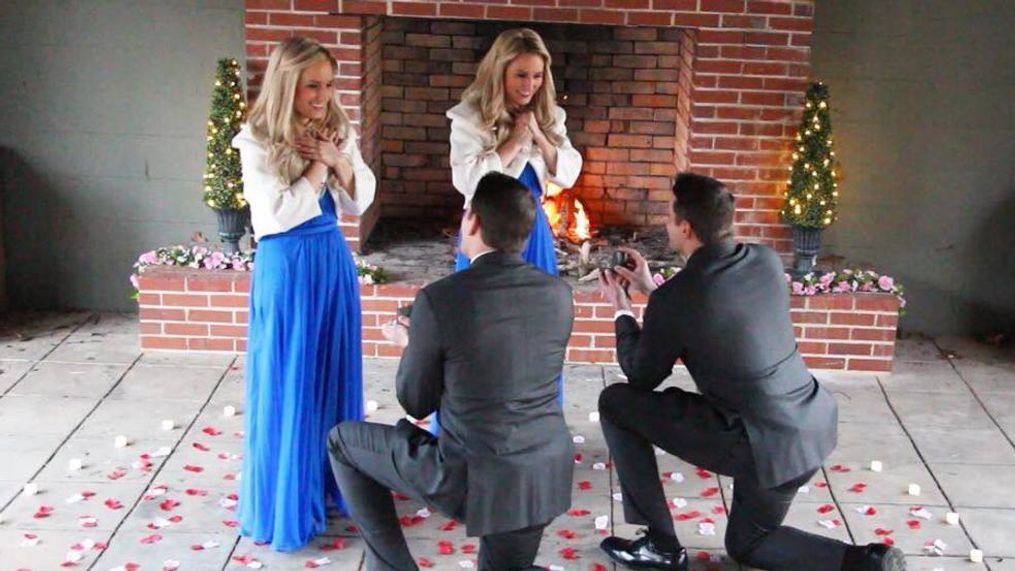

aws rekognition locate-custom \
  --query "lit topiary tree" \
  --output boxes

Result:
[202,58,247,253]
[782,81,841,276]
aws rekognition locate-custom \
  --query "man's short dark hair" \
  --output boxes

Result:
[471,172,536,253]
[671,172,735,245]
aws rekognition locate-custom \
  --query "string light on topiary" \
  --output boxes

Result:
[202,58,246,211]
[781,81,841,230]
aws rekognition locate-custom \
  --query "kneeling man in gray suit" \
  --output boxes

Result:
[596,173,905,571]
[328,172,575,571]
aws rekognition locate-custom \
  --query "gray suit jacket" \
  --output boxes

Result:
[395,251,575,536]
[616,240,838,488]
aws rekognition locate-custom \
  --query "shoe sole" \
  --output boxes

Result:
[882,547,907,571]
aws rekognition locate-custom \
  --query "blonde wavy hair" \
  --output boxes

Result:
[247,37,351,183]
[461,28,563,151]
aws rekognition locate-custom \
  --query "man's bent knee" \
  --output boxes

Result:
[327,421,358,464]
[598,383,635,421]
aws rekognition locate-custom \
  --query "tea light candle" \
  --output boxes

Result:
[223,405,237,418]
[366,400,379,413]
[869,460,883,472]
[946,512,960,525]
[23,483,39,496]
[594,515,609,530]
[114,435,129,448]
[68,458,83,471]
[588,412,600,423]
[970,549,983,563]
[907,483,921,496]
[161,419,175,431]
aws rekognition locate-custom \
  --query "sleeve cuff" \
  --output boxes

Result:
[614,310,636,321]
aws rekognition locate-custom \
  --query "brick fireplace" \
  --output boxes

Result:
[244,0,814,253]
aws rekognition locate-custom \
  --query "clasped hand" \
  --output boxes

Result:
[295,127,351,175]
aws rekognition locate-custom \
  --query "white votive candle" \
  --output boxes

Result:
[365,400,379,413]
[223,405,237,418]
[869,460,883,472]
[161,419,175,431]
[23,483,39,496]
[594,515,609,530]
[908,483,921,496]
[588,412,600,423]
[68,458,83,471]
[970,549,983,563]
[114,435,129,448]
[946,512,960,525]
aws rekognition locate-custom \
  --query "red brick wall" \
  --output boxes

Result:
[378,19,687,226]
[243,0,815,253]
[137,266,899,372]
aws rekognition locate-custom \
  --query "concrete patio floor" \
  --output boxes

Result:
[0,312,1013,570]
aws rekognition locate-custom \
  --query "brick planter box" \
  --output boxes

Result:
[137,266,901,372]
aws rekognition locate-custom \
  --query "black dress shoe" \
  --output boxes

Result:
[842,543,907,571]
[600,534,688,570]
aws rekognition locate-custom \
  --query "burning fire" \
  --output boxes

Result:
[543,182,592,243]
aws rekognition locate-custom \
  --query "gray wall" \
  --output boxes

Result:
[0,0,244,311]
[811,0,1015,336]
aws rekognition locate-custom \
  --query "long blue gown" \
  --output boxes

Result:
[240,191,363,551]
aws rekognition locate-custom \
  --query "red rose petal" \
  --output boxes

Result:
[185,488,208,496]
[437,540,455,555]
[320,538,346,551]
[417,557,435,568]
[440,520,458,531]
[577,481,592,490]
[461,544,477,554]
[140,534,163,544]
[874,527,894,536]
[104,499,124,510]
[817,504,835,514]
[183,465,204,473]
[701,487,720,497]
[906,519,921,529]
[193,443,211,452]
[568,509,591,517]
[159,499,180,511]
[557,529,577,539]
[202,426,222,436]
[696,468,713,479]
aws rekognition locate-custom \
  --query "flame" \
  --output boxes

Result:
[542,183,592,244]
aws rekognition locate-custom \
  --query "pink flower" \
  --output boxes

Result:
[860,282,874,292]
[652,273,666,286]
[804,285,817,296]
[139,251,158,265]
[203,252,226,269]
[231,260,246,271]
[877,275,894,291]
[819,273,835,287]
[791,282,805,295]
[130,274,140,289]
[784,273,793,284]
[359,274,374,285]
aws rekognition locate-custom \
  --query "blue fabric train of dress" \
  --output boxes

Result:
[438,163,563,433]
[240,190,363,552]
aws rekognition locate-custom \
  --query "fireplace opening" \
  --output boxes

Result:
[360,17,691,281]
